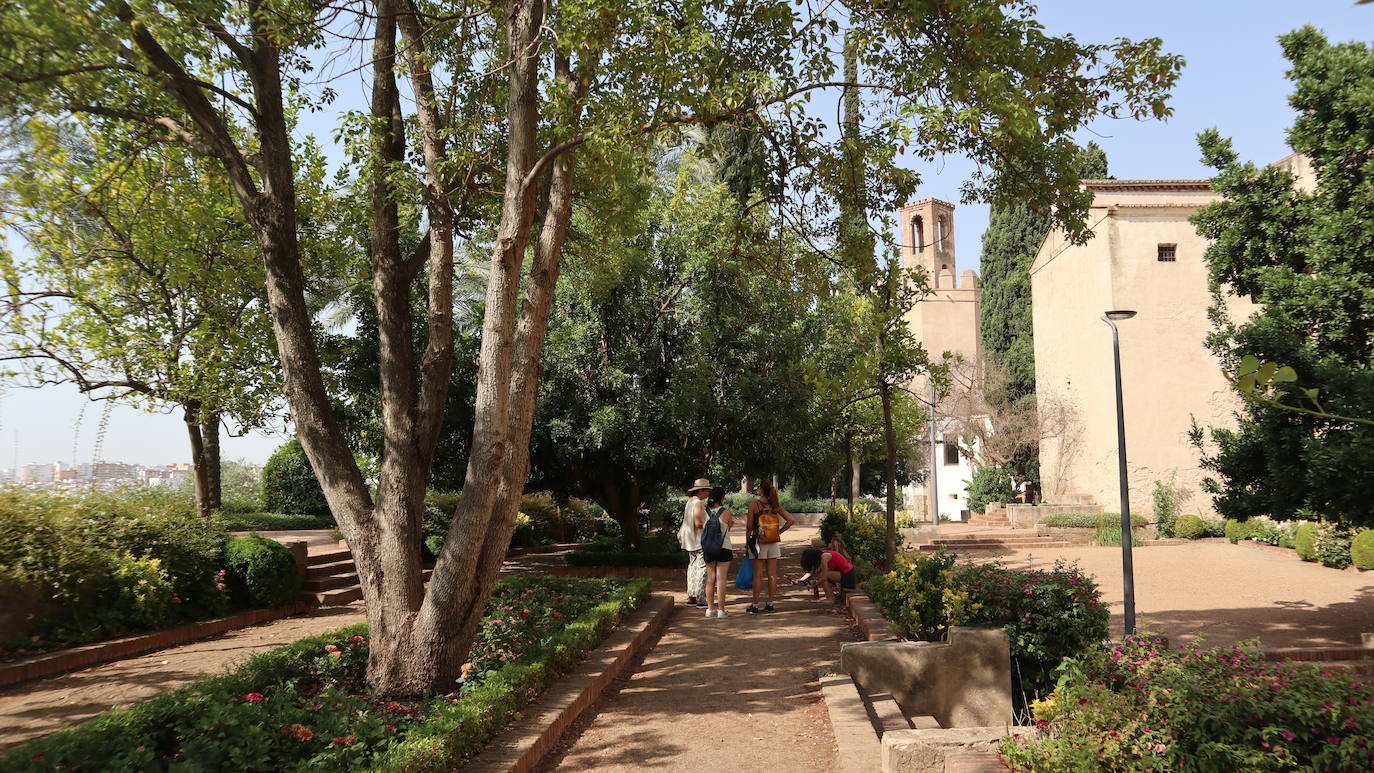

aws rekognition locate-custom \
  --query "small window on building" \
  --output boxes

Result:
[912,216,924,254]
[1157,243,1177,262]
[943,444,960,466]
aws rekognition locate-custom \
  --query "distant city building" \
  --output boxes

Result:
[17,462,55,484]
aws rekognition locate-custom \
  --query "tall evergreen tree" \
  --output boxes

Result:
[978,143,1108,401]
[1192,28,1374,527]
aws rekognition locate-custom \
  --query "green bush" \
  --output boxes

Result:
[1223,518,1256,543]
[1091,524,1140,547]
[840,510,889,569]
[1003,638,1374,772]
[1152,477,1180,538]
[793,498,833,513]
[2,576,651,773]
[1295,521,1316,560]
[1312,522,1353,569]
[819,506,848,542]
[865,551,956,641]
[1173,513,1205,539]
[1351,530,1374,570]
[1040,512,1147,529]
[966,464,1015,514]
[0,487,229,646]
[262,438,331,517]
[215,512,335,531]
[224,535,301,608]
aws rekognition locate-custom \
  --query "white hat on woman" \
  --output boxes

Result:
[686,478,712,494]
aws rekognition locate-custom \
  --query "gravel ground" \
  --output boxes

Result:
[967,541,1374,648]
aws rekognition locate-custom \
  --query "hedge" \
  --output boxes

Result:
[1295,521,1316,560]
[262,438,331,517]
[2,577,652,772]
[225,535,301,608]
[216,512,336,531]
[1173,514,1205,539]
[1040,513,1148,529]
[1352,530,1374,570]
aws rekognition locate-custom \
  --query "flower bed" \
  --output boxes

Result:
[2,575,651,772]
[1002,636,1374,771]
[564,533,687,568]
[865,553,1108,714]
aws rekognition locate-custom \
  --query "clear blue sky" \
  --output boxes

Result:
[3,0,1371,469]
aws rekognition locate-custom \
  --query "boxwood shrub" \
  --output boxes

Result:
[1295,521,1317,561]
[1173,513,1205,539]
[1352,530,1374,570]
[225,535,301,608]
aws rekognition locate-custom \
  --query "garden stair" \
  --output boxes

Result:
[1266,647,1374,677]
[967,510,1011,528]
[916,533,1072,552]
[854,681,940,736]
[302,548,433,606]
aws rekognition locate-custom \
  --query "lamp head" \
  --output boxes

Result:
[1103,310,1137,321]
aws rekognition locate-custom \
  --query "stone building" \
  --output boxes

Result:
[898,198,982,522]
[1027,165,1305,515]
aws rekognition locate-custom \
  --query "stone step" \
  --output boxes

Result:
[303,572,359,592]
[306,558,357,579]
[313,586,363,606]
[862,690,914,737]
[306,548,352,567]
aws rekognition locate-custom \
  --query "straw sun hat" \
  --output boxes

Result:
[686,478,712,494]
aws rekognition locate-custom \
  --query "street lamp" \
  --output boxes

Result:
[1101,309,1138,637]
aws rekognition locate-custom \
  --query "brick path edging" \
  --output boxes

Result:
[461,594,674,773]
[0,602,309,689]
[846,592,900,642]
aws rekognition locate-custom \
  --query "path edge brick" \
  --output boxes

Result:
[460,593,674,773]
[0,602,308,689]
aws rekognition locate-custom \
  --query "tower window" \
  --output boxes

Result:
[943,444,960,466]
[1157,244,1177,262]
[911,217,924,254]
[937,216,948,250]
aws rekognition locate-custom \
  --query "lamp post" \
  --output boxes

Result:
[1101,309,1138,637]
[929,379,940,532]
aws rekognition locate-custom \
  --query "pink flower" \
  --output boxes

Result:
[244,692,265,703]
[1152,743,1167,754]
[1327,736,1341,746]
[350,635,365,643]
[1280,730,1296,742]
[325,645,339,652]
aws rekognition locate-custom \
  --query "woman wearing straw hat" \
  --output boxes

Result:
[677,478,712,608]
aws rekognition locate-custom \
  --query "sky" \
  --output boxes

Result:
[2,0,1372,469]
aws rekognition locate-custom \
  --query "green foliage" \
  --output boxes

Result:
[966,464,1016,514]
[1152,477,1180,538]
[219,460,265,514]
[979,143,1109,402]
[1295,522,1317,561]
[262,439,331,518]
[0,486,229,646]
[1224,518,1255,543]
[839,511,890,571]
[565,532,686,568]
[1191,29,1374,528]
[224,535,301,609]
[1173,514,1206,540]
[2,577,650,772]
[1091,525,1140,547]
[865,551,957,641]
[215,513,336,531]
[870,559,1109,710]
[1311,522,1353,569]
[820,507,849,543]
[1040,513,1147,529]
[1003,637,1374,772]
[1351,530,1374,570]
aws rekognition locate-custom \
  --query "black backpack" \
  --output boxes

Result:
[701,506,725,554]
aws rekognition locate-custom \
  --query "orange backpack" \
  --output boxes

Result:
[757,504,782,544]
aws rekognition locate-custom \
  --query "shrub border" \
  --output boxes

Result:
[458,594,673,773]
[0,601,308,689]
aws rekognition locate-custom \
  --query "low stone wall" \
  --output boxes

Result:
[882,727,1027,772]
[841,627,1013,728]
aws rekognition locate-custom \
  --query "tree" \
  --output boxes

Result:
[0,0,1181,696]
[978,143,1108,403]
[530,147,831,546]
[1191,28,1374,527]
[0,128,285,516]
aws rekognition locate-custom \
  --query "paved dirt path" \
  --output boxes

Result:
[538,525,855,773]
[0,605,367,749]
[968,541,1374,648]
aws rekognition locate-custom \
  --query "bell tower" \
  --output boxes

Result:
[899,198,957,288]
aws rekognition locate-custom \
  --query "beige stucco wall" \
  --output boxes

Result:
[1032,185,1256,516]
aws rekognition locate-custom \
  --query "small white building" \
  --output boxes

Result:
[906,417,982,523]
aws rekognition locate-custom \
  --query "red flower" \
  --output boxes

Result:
[171,595,181,603]
[281,724,314,743]
[244,692,265,703]
[384,701,414,714]
[385,722,396,732]
[350,635,365,643]
[324,644,339,653]
[332,735,356,747]
[1035,719,1050,729]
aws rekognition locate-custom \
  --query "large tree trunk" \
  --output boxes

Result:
[202,414,221,511]
[880,382,899,568]
[184,404,212,518]
[589,468,644,550]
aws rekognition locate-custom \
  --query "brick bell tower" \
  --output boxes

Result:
[899,198,957,288]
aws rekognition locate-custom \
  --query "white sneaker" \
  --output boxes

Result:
[715,609,728,618]
[705,609,715,618]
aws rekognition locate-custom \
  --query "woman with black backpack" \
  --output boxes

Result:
[697,486,735,618]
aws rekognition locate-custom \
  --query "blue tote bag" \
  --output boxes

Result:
[735,547,754,589]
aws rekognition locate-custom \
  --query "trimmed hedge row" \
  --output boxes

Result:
[1039,512,1148,529]
[216,512,336,531]
[3,577,652,772]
